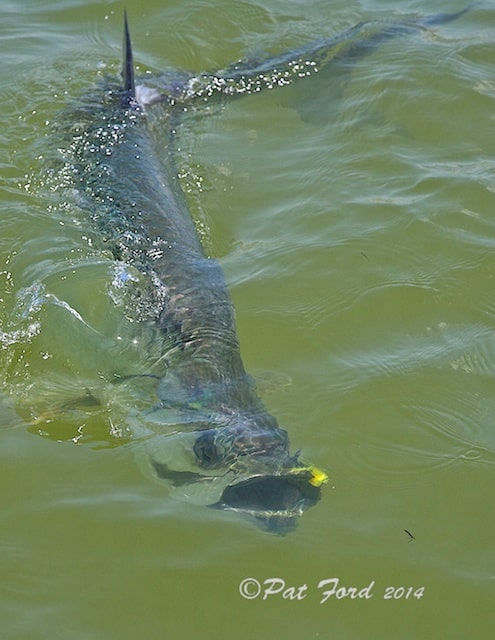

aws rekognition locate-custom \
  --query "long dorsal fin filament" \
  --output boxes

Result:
[122,10,136,104]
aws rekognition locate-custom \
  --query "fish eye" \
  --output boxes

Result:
[193,432,223,467]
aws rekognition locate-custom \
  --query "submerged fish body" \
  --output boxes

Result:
[56,8,467,531]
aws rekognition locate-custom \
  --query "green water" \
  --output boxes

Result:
[1,1,494,638]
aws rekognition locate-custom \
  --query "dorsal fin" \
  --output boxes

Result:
[122,10,135,103]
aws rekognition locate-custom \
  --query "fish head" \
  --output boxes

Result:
[144,413,327,533]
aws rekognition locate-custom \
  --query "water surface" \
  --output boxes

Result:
[0,1,494,638]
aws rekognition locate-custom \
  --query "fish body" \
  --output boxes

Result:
[57,8,468,531]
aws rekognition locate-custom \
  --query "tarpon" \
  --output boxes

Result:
[53,8,468,532]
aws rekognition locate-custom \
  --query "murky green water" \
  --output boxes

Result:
[1,1,494,638]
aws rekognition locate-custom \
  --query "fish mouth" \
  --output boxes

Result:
[213,471,324,534]
[150,454,326,533]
